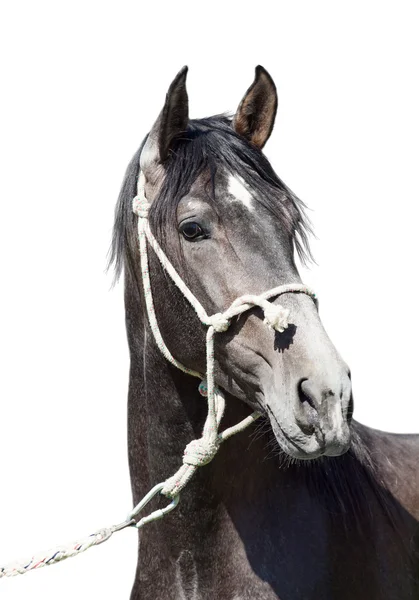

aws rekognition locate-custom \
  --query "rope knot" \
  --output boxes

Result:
[132,195,150,219]
[208,312,230,333]
[183,437,220,467]
[263,303,290,332]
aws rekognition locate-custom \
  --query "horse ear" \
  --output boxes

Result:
[233,66,278,149]
[155,66,189,163]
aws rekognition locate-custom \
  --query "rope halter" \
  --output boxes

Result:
[133,171,317,499]
[0,171,319,580]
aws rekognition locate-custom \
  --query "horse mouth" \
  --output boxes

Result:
[266,405,351,460]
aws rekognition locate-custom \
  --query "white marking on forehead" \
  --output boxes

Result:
[227,174,254,211]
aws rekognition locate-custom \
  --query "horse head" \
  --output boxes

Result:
[127,66,352,460]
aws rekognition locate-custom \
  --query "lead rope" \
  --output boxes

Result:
[0,171,317,579]
[0,483,178,578]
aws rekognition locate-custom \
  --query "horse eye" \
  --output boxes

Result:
[180,222,205,240]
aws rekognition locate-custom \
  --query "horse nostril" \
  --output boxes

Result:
[296,378,319,433]
[298,378,316,409]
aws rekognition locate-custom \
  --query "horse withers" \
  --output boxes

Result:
[110,66,419,599]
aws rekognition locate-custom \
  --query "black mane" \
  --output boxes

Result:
[109,115,313,281]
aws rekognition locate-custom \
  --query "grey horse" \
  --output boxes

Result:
[110,66,419,599]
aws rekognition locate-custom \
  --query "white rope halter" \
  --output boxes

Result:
[133,171,317,499]
[0,170,318,580]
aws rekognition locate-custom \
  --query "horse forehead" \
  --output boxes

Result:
[188,171,256,213]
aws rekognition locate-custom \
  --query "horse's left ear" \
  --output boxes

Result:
[156,66,189,163]
[233,66,278,149]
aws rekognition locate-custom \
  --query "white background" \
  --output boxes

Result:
[1,1,418,598]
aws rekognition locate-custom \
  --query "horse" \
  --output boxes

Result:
[109,66,419,599]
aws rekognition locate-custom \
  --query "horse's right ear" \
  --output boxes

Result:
[147,66,189,164]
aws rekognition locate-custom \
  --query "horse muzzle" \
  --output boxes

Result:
[264,370,353,460]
